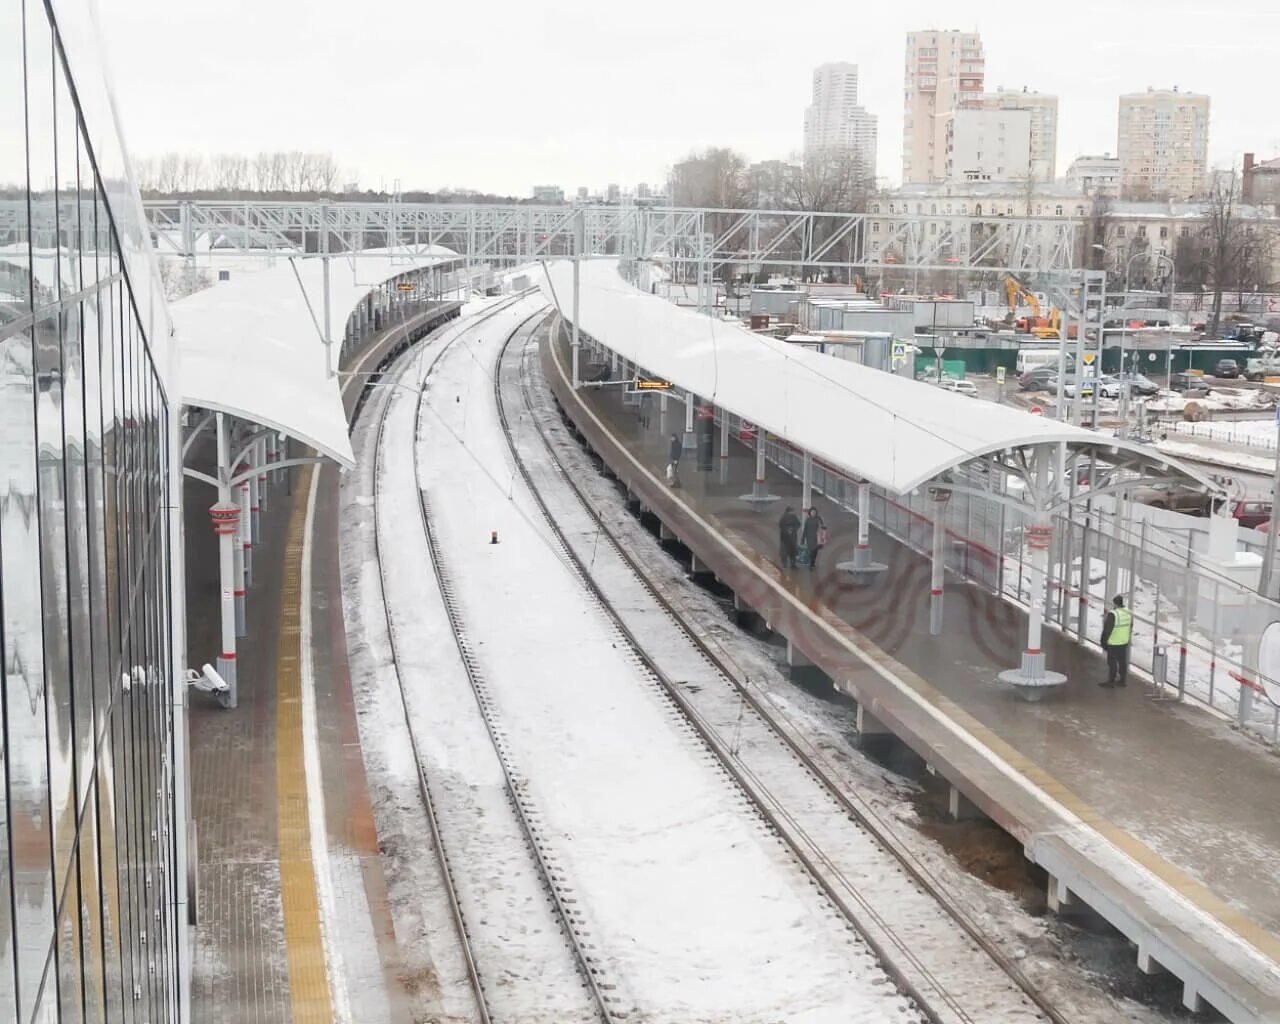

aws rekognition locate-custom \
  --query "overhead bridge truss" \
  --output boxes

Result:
[108,200,1081,276]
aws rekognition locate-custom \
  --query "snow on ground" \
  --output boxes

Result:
[340,332,481,1024]
[366,300,601,1023]
[520,342,1195,1024]
[1154,438,1274,475]
[1169,417,1279,452]
[413,300,924,1022]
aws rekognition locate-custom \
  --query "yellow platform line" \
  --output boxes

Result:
[276,464,334,1022]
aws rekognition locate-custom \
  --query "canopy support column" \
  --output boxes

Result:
[999,446,1068,699]
[236,467,250,636]
[929,487,951,635]
[837,480,888,583]
[719,411,730,484]
[683,391,695,451]
[801,451,813,510]
[211,413,239,708]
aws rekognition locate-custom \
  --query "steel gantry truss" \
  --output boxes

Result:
[105,199,1084,277]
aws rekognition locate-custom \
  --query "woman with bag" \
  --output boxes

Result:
[802,506,828,571]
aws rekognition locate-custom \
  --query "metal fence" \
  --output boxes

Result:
[1170,420,1279,452]
[743,418,1280,745]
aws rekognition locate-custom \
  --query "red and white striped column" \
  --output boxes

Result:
[929,486,952,635]
[209,501,240,708]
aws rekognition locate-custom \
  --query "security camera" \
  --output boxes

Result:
[184,664,229,694]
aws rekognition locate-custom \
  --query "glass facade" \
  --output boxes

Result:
[2,1,181,1021]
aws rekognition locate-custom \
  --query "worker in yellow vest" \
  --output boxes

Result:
[1100,595,1132,688]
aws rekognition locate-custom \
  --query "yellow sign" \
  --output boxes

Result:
[636,378,674,391]
[1082,352,1096,365]
[396,282,416,292]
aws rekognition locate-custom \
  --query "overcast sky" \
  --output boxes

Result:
[98,0,1280,196]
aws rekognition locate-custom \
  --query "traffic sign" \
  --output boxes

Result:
[891,341,908,368]
[1082,352,1096,365]
[1029,406,1043,416]
[996,366,1006,384]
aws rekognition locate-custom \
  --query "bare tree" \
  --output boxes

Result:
[667,147,751,209]
[783,148,871,213]
[1200,171,1278,334]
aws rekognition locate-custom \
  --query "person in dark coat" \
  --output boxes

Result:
[667,433,683,487]
[801,507,826,570]
[778,506,801,568]
[1100,594,1133,687]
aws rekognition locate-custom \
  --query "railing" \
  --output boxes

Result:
[746,420,1280,745]
[1170,420,1279,452]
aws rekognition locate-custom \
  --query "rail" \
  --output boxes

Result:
[502,322,1072,1024]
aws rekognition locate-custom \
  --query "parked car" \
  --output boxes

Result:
[1214,358,1241,379]
[1169,371,1210,392]
[1130,485,1214,516]
[1065,375,1123,399]
[1232,500,1272,530]
[1244,356,1280,381]
[1114,372,1160,397]
[1019,367,1058,390]
[936,378,978,397]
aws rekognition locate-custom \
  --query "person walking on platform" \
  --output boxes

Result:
[801,507,827,571]
[778,506,800,569]
[667,432,683,487]
[1100,594,1132,688]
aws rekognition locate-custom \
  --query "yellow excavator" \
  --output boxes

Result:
[1005,276,1062,339]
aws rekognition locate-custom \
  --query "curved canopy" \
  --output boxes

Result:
[172,249,455,468]
[541,259,1215,495]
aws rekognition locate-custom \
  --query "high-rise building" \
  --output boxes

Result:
[946,108,1032,183]
[2,0,185,1019]
[903,30,985,183]
[532,185,565,204]
[1117,87,1210,199]
[803,62,878,185]
[982,87,1058,181]
[1065,154,1122,197]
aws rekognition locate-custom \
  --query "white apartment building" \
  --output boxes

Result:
[804,62,878,184]
[1065,154,1122,197]
[1117,88,1210,200]
[903,29,985,184]
[946,108,1032,183]
[982,87,1058,180]
[532,185,565,204]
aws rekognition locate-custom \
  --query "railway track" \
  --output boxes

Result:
[496,317,1074,1024]
[365,294,613,1023]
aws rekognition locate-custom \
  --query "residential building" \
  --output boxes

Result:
[749,159,799,209]
[2,0,186,1019]
[1244,153,1280,208]
[532,184,565,204]
[1065,154,1122,197]
[903,29,985,184]
[804,62,878,184]
[861,182,1280,292]
[982,87,1058,180]
[945,108,1032,183]
[1117,87,1210,200]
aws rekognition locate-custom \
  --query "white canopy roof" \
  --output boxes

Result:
[541,260,1211,494]
[172,249,455,468]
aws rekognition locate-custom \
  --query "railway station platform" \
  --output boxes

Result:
[543,327,1280,1023]
[178,301,460,1022]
